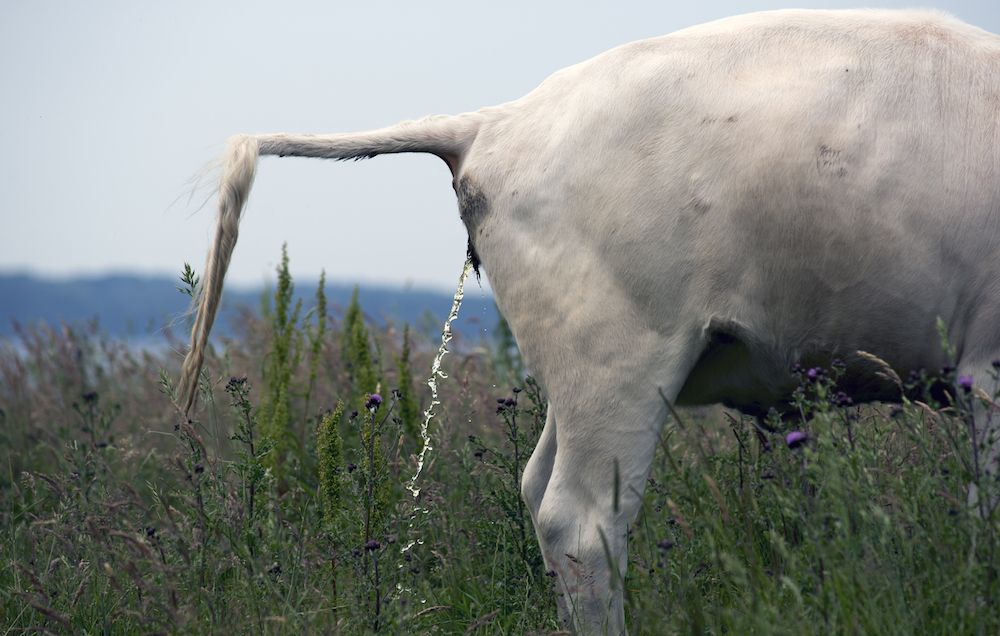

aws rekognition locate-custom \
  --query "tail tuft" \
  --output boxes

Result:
[179,135,260,414]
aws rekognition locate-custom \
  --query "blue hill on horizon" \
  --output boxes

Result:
[0,272,499,344]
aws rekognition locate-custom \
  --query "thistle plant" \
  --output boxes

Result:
[466,378,548,611]
[349,391,399,631]
[225,375,273,553]
[65,390,119,506]
[359,393,394,550]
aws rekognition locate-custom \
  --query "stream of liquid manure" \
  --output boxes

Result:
[399,258,472,563]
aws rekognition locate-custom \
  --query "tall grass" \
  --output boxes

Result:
[1,250,998,634]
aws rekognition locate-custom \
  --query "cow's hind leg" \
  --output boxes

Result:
[528,371,691,634]
[520,409,568,615]
[523,409,558,521]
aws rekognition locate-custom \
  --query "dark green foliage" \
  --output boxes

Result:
[177,262,199,298]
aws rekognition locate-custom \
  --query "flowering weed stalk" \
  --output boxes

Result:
[259,243,303,488]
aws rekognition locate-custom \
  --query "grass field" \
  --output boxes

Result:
[2,256,999,634]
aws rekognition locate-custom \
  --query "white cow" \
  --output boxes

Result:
[180,9,1000,633]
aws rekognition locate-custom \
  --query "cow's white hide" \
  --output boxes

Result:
[180,10,1000,633]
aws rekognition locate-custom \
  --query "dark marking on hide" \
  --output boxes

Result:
[457,176,488,280]
[817,144,838,161]
[701,115,739,125]
[689,196,712,214]
[816,144,847,177]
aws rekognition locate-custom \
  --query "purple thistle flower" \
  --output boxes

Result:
[834,391,853,407]
[806,367,820,381]
[958,374,974,394]
[786,431,808,449]
[364,539,381,552]
[366,393,383,410]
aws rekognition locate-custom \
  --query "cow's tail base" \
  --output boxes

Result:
[178,114,482,415]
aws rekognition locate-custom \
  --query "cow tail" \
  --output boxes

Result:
[178,114,482,415]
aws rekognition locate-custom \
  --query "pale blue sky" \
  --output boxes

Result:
[2,1,998,291]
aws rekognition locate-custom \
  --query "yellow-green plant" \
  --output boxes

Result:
[260,243,303,484]
[317,401,346,527]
